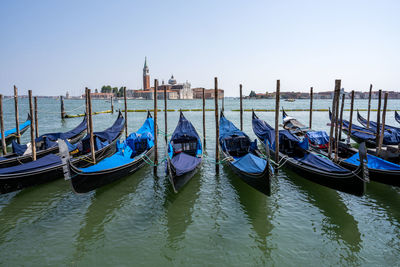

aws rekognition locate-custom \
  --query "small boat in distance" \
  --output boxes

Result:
[285,98,295,102]
[64,111,154,193]
[219,111,271,196]
[166,111,203,193]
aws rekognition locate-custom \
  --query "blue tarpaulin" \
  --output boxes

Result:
[170,152,202,176]
[358,111,400,134]
[1,117,31,139]
[11,138,76,156]
[36,117,87,143]
[81,113,125,152]
[219,115,247,142]
[171,113,200,141]
[168,113,202,176]
[332,111,400,145]
[344,152,400,171]
[252,115,276,150]
[80,116,153,173]
[232,153,267,173]
[306,131,330,146]
[293,153,349,173]
[0,154,61,174]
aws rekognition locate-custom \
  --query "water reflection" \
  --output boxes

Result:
[229,170,275,257]
[367,182,400,226]
[282,169,362,258]
[164,172,201,249]
[0,178,70,244]
[73,167,148,261]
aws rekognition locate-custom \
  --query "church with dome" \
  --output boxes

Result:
[127,58,193,100]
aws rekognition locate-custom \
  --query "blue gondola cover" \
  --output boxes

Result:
[36,117,87,143]
[344,152,400,171]
[0,154,62,174]
[1,118,31,139]
[79,116,153,173]
[306,131,329,146]
[232,153,267,173]
[170,152,202,176]
[169,113,202,176]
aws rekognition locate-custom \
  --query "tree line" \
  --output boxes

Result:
[100,85,125,97]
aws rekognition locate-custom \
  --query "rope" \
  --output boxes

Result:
[157,129,172,137]
[41,104,86,115]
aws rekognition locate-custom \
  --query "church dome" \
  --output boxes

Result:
[168,75,177,85]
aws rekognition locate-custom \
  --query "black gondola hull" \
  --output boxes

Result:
[222,150,271,196]
[282,155,366,196]
[340,161,400,187]
[167,157,202,192]
[69,147,154,193]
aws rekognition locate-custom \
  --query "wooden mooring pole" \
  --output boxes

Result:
[111,96,114,114]
[240,84,243,131]
[85,88,90,136]
[376,89,382,146]
[60,95,65,120]
[215,77,220,174]
[367,84,372,128]
[347,90,355,145]
[202,87,206,148]
[0,94,6,155]
[338,90,345,142]
[328,81,339,159]
[124,87,128,138]
[164,85,168,143]
[154,79,158,174]
[87,89,96,164]
[34,97,39,138]
[275,80,280,166]
[378,92,388,156]
[334,80,341,162]
[28,90,36,161]
[309,87,313,130]
[14,85,20,144]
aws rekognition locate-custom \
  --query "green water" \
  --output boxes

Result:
[0,98,399,266]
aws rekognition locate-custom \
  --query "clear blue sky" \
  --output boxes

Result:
[1,0,399,97]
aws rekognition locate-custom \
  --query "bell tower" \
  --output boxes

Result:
[143,57,150,90]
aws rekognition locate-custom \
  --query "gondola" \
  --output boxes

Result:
[282,108,309,135]
[357,111,400,134]
[284,111,400,187]
[219,111,271,196]
[64,112,154,193]
[166,111,202,193]
[330,109,400,147]
[0,112,125,194]
[0,115,87,168]
[395,111,400,124]
[252,111,367,196]
[0,114,31,149]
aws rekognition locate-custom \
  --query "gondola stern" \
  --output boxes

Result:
[58,139,72,180]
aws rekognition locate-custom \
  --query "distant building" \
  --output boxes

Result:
[143,57,150,90]
[192,88,224,99]
[81,92,114,99]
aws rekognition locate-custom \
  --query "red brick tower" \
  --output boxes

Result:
[143,57,150,90]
